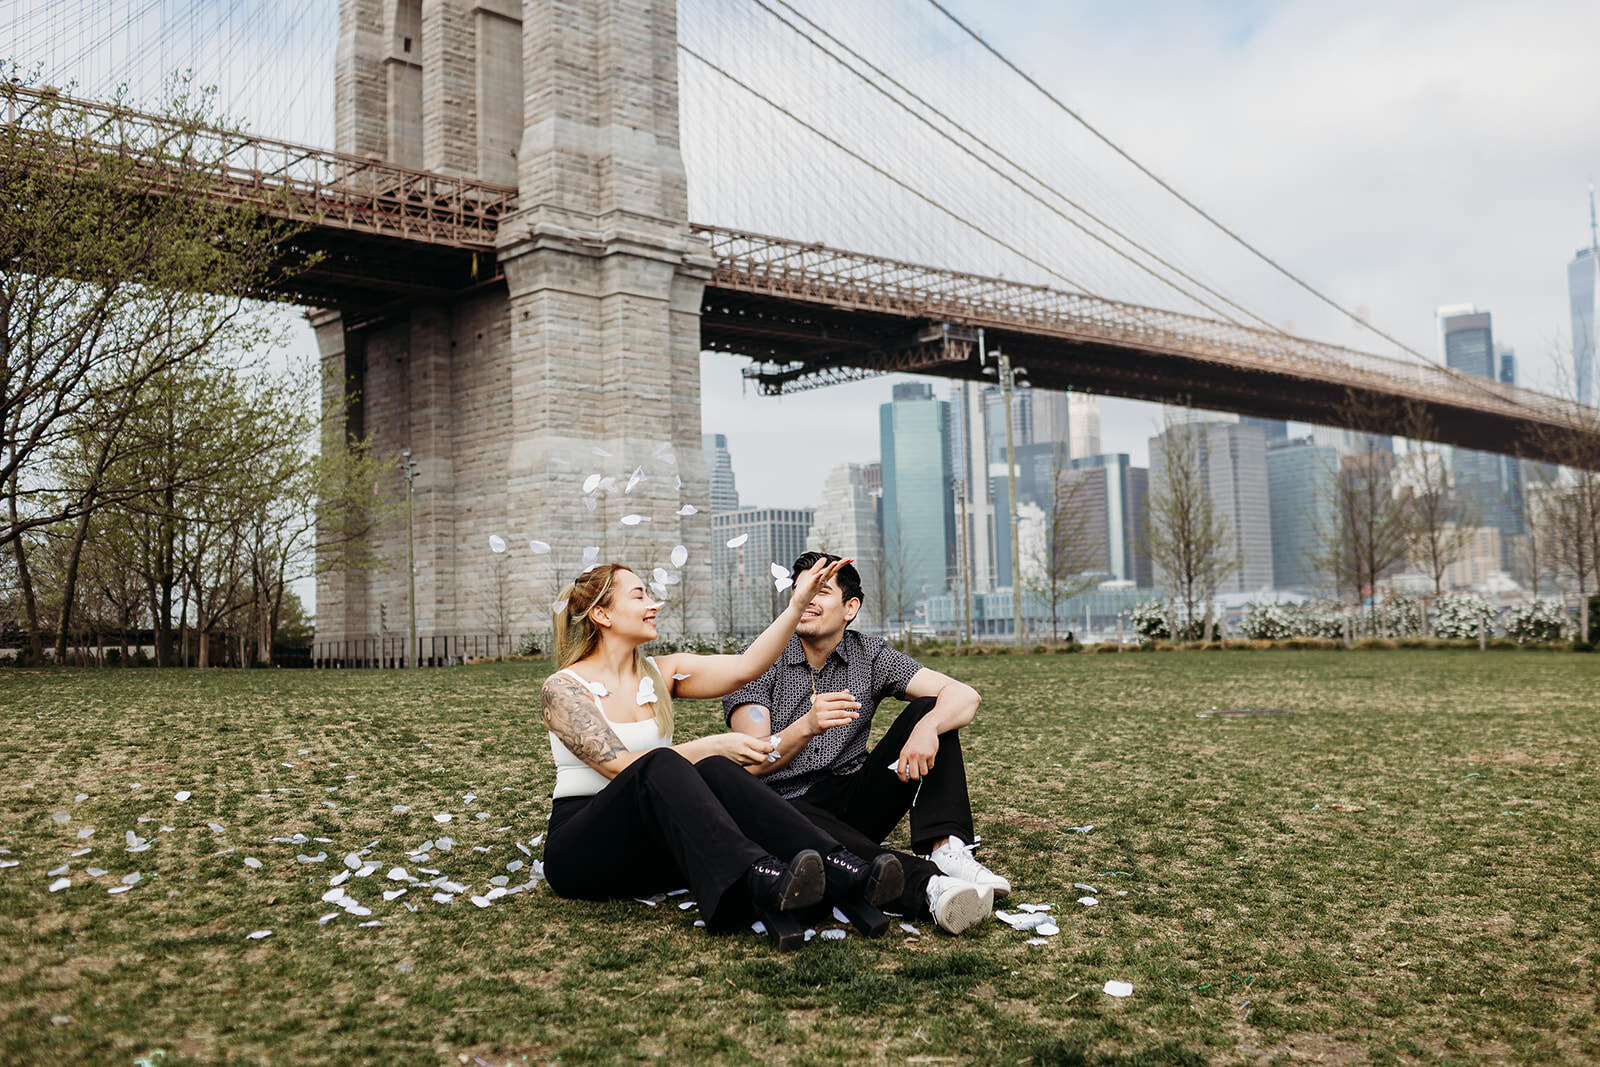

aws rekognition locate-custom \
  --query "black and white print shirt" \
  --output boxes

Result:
[722,631,922,799]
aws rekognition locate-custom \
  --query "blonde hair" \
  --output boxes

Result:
[552,563,673,736]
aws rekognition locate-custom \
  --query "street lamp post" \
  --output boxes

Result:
[996,351,1025,646]
[399,450,418,668]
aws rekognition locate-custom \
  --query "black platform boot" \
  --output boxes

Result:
[822,849,904,938]
[746,850,824,950]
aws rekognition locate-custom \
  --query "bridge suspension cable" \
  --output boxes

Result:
[746,0,1302,341]
[678,42,1102,301]
[922,0,1467,385]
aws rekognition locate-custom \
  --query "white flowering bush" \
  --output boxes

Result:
[1502,600,1566,643]
[1130,599,1170,640]
[1375,594,1424,637]
[1240,601,1297,640]
[1292,602,1349,639]
[1433,593,1495,639]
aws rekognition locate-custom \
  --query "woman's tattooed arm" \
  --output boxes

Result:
[542,673,628,767]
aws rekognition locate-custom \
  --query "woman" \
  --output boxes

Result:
[541,557,902,948]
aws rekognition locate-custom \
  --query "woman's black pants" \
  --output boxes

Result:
[545,749,842,930]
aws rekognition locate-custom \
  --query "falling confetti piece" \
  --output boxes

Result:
[676,504,697,516]
[581,546,599,571]
[583,473,602,494]
[488,534,507,553]
[620,514,649,526]
[529,539,551,554]
[726,533,749,549]
[551,597,569,615]
[769,562,789,580]
[245,930,272,940]
[48,877,70,892]
[174,791,191,802]
[593,446,612,457]
[626,467,645,493]
[671,545,688,567]
[1103,980,1133,998]
[582,496,598,513]
[774,576,793,591]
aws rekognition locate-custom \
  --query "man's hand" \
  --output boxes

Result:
[893,720,940,782]
[801,689,860,737]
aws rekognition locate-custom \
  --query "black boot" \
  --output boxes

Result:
[746,850,824,914]
[746,851,824,951]
[823,848,904,909]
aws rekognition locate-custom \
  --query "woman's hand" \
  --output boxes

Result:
[683,732,773,767]
[787,555,851,613]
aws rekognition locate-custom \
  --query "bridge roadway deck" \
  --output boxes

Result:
[9,86,1597,465]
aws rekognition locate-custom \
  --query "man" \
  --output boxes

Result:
[723,552,1009,934]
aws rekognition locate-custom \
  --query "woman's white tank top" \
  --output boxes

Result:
[548,664,671,799]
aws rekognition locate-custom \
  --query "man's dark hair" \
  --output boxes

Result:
[791,552,864,616]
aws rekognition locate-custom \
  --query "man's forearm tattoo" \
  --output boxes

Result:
[745,707,768,724]
[543,675,626,765]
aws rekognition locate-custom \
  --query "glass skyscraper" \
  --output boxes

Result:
[701,433,740,513]
[1440,308,1520,545]
[880,382,955,610]
[1266,436,1338,591]
[1569,189,1600,408]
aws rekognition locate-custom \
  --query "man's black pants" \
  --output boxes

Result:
[788,696,975,918]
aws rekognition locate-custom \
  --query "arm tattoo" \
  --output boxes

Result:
[542,674,627,766]
[746,707,768,724]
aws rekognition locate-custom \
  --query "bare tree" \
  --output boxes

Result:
[1145,412,1242,640]
[1397,404,1479,602]
[1026,445,1101,642]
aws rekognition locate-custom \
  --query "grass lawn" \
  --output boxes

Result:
[1,650,1597,1064]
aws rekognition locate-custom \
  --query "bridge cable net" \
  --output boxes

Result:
[679,0,1536,413]
[6,0,336,148]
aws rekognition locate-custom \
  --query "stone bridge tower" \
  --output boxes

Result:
[314,0,714,660]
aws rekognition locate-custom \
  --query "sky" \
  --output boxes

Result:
[19,0,1600,514]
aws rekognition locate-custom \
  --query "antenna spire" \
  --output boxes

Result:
[1590,180,1599,252]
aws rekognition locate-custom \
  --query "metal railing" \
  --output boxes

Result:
[5,85,516,249]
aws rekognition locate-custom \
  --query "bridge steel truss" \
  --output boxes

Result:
[8,86,1598,464]
[693,225,1600,464]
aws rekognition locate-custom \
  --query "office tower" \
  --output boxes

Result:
[1570,187,1600,408]
[1032,389,1070,449]
[1060,454,1152,586]
[949,381,996,593]
[711,507,814,634]
[880,382,955,608]
[1266,436,1338,591]
[806,464,884,629]
[1068,392,1102,460]
[983,383,1034,463]
[1439,307,1519,543]
[1496,344,1526,537]
[1147,420,1274,595]
[1241,417,1289,443]
[701,433,740,513]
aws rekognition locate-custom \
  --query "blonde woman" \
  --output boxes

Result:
[541,559,902,948]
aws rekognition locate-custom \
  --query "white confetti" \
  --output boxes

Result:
[672,673,691,681]
[75,793,88,802]
[1018,903,1052,913]
[48,877,70,892]
[85,867,106,877]
[593,446,612,458]
[245,930,273,940]
[529,539,551,554]
[121,872,141,885]
[725,533,749,549]
[392,804,411,813]
[431,892,454,904]
[51,811,69,824]
[620,514,649,526]
[551,597,569,615]
[387,867,410,881]
[1066,825,1094,834]
[1036,923,1060,935]
[321,887,346,903]
[318,913,339,925]
[770,562,789,580]
[581,546,600,571]
[207,822,224,834]
[676,504,697,516]
[358,920,382,928]
[819,929,846,941]
[344,853,362,870]
[1025,938,1048,946]
[174,791,190,802]
[0,860,17,869]
[296,852,327,864]
[1077,896,1098,907]
[899,923,920,936]
[48,864,69,876]
[243,857,262,869]
[329,870,351,887]
[433,813,452,824]
[383,888,407,901]
[107,885,132,895]
[678,901,696,911]
[488,534,507,553]
[671,545,688,567]
[470,895,492,908]
[625,467,645,493]
[774,576,793,592]
[583,473,602,494]
[77,828,94,839]
[1073,883,1098,893]
[1103,980,1133,998]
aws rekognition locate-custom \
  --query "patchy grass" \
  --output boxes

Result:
[1,651,1597,1064]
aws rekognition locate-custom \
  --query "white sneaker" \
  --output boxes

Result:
[926,875,990,935]
[930,836,1011,898]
